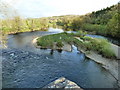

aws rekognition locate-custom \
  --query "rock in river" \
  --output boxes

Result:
[44,77,83,89]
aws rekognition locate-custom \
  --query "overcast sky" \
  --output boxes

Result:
[1,0,120,18]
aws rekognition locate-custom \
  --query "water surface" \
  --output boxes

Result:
[2,28,118,88]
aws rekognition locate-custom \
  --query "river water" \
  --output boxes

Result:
[2,28,118,88]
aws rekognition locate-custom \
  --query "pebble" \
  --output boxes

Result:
[46,57,48,59]
[10,53,14,56]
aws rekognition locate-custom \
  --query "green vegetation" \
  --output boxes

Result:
[47,3,120,38]
[1,3,119,39]
[1,3,119,53]
[82,3,120,38]
[37,32,75,48]
[81,36,115,58]
[1,17,52,35]
[107,13,120,37]
[82,24,107,35]
[37,32,116,58]
[37,30,87,48]
[69,30,87,37]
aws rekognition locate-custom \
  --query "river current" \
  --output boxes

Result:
[2,28,118,88]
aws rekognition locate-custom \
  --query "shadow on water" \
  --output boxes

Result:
[2,28,118,88]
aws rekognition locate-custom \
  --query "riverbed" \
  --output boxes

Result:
[1,28,119,88]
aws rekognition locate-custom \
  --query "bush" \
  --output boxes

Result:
[82,23,107,35]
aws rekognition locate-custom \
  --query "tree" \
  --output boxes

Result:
[26,19,35,31]
[11,16,23,33]
[107,13,120,38]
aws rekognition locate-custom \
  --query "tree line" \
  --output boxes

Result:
[1,3,119,39]
[1,17,52,34]
[52,3,119,38]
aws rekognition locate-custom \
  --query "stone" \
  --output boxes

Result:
[46,57,48,59]
[44,77,83,89]
[10,53,14,57]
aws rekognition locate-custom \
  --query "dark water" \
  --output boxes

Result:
[2,28,118,88]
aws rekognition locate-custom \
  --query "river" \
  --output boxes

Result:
[1,28,118,88]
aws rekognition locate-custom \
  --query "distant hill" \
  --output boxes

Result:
[1,3,119,39]
[89,4,118,25]
[49,3,119,38]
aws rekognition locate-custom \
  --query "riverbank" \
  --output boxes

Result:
[75,37,119,82]
[7,28,48,35]
[2,29,118,88]
[77,43,119,87]
[75,37,119,85]
[34,33,119,84]
[36,32,116,59]
[77,43,118,79]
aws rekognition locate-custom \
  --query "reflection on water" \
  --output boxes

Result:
[86,34,105,39]
[3,28,118,88]
[48,27,64,33]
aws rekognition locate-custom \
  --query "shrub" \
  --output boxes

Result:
[82,23,107,35]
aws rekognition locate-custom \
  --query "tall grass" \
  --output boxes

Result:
[82,36,115,58]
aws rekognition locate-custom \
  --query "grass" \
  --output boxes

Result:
[37,32,75,48]
[81,36,116,58]
[37,32,116,59]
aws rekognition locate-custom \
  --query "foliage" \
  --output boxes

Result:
[1,3,119,39]
[107,12,120,38]
[37,32,72,48]
[1,17,50,34]
[82,24,107,35]
[11,16,23,32]
[52,4,119,38]
[82,36,116,58]
[68,30,87,37]
[37,33,115,59]
[81,4,119,38]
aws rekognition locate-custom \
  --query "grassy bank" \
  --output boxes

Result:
[75,36,115,58]
[37,32,116,59]
[37,32,74,48]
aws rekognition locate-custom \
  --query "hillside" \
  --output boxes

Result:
[49,3,120,38]
[1,3,119,39]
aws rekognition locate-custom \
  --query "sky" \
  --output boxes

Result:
[1,0,120,18]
